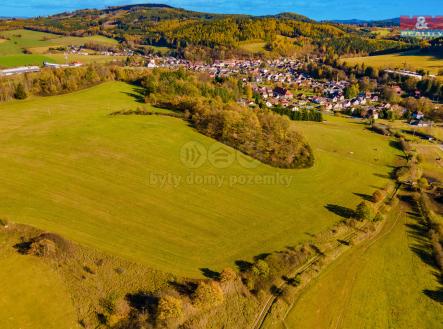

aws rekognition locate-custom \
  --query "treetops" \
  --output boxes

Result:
[141,69,315,169]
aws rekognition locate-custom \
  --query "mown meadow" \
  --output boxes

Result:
[0,81,399,277]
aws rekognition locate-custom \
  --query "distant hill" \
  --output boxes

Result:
[327,18,400,27]
[0,4,408,60]
[105,3,174,11]
[264,12,313,22]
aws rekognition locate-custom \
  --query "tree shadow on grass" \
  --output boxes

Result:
[13,240,32,254]
[126,291,159,317]
[353,192,373,202]
[253,253,271,261]
[200,268,220,280]
[403,200,437,269]
[389,140,403,152]
[168,281,198,296]
[402,194,443,303]
[325,204,355,219]
[373,173,391,179]
[423,288,443,303]
[235,260,253,272]
[424,272,443,303]
[121,91,145,104]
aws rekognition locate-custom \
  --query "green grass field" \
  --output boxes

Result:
[342,50,443,75]
[0,83,399,277]
[0,29,119,67]
[239,40,268,53]
[283,200,443,329]
[0,54,55,67]
[0,230,78,329]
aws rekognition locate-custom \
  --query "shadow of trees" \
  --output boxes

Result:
[325,204,355,219]
[125,290,159,326]
[353,192,373,202]
[200,268,220,280]
[121,85,146,104]
[13,240,32,254]
[235,260,253,272]
[168,281,198,295]
[389,139,403,152]
[402,194,443,304]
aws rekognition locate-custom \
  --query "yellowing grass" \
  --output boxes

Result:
[0,231,78,329]
[342,50,443,74]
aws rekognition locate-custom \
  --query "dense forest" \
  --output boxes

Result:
[0,4,410,60]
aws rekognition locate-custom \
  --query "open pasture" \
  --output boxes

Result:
[0,83,399,277]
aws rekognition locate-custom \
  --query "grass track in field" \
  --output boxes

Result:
[283,200,443,329]
[0,82,399,277]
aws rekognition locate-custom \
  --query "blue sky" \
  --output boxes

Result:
[1,0,441,20]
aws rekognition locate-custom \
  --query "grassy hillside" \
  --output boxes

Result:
[0,82,399,277]
[283,200,443,329]
[0,29,119,67]
[342,49,443,74]
[0,230,78,329]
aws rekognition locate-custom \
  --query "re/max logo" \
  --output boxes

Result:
[400,16,443,31]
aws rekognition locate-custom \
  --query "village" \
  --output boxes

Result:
[0,51,433,125]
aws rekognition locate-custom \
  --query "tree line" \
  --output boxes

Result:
[0,5,409,61]
[0,64,144,102]
[0,65,315,169]
[272,106,323,122]
[141,69,314,169]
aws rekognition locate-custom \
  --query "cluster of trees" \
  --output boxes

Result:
[394,129,443,286]
[0,65,315,169]
[0,64,143,102]
[354,183,393,223]
[337,60,443,102]
[141,69,314,168]
[83,42,120,53]
[272,106,323,122]
[103,241,308,329]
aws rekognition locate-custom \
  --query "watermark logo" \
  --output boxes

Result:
[179,141,261,169]
[148,140,293,188]
[208,144,236,169]
[415,16,429,30]
[148,172,293,188]
[180,141,207,168]
[401,16,443,38]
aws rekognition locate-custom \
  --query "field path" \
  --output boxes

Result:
[252,224,371,329]
[282,198,443,329]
